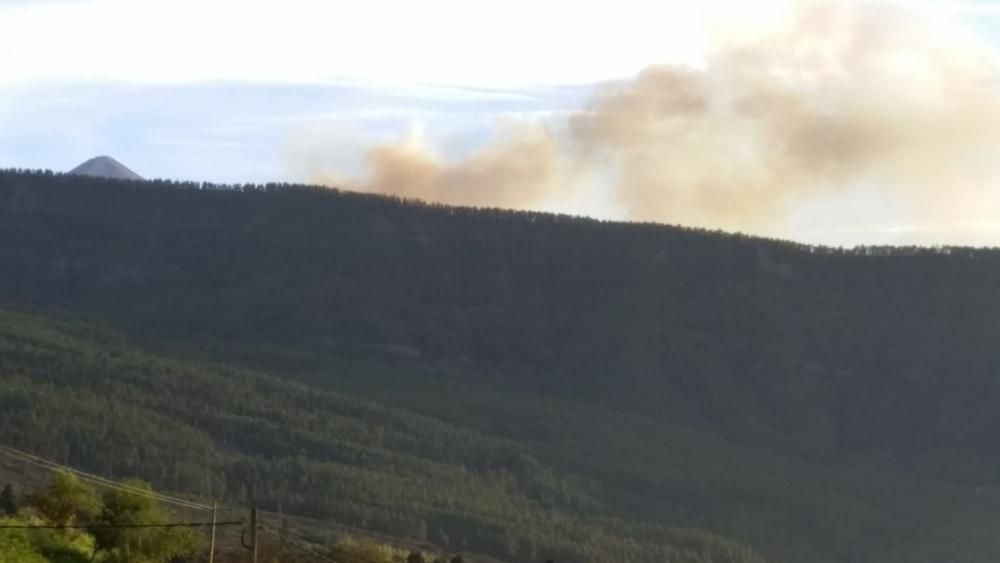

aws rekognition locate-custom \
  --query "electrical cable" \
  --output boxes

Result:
[0,521,243,530]
[0,445,212,511]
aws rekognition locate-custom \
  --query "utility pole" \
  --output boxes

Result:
[250,507,259,563]
[208,501,217,563]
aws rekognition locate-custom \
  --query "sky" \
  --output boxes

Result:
[3,0,1000,246]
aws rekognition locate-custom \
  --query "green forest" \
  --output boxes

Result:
[3,169,1000,562]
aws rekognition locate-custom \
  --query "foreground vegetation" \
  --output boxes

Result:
[0,472,201,562]
[0,473,472,563]
[3,170,1000,561]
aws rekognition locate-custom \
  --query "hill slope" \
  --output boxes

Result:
[3,169,1000,562]
[0,309,769,563]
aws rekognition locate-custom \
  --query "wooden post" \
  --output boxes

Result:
[208,501,217,563]
[250,507,259,563]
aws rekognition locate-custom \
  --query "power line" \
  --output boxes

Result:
[0,445,435,562]
[260,521,428,563]
[259,523,340,563]
[257,507,437,553]
[0,521,243,530]
[0,444,210,510]
[0,445,212,511]
[260,520,347,554]
[0,446,211,510]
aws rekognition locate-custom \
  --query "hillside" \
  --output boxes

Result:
[3,169,1000,562]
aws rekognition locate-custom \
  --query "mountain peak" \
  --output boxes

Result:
[69,156,144,181]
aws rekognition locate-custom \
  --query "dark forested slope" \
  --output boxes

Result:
[3,169,1000,562]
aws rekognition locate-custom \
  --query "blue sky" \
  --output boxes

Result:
[4,0,1000,245]
[0,80,592,184]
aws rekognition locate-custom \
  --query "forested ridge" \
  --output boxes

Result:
[3,169,1000,562]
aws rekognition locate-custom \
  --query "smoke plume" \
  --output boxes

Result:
[361,122,564,210]
[294,0,1000,241]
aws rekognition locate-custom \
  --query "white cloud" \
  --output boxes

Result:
[3,0,996,87]
[0,0,704,87]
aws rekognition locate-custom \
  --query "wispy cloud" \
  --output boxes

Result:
[0,80,584,184]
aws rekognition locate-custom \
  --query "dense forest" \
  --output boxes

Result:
[3,169,1000,562]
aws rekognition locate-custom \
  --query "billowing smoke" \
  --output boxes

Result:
[360,123,564,210]
[293,0,1000,240]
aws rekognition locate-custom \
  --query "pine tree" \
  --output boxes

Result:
[0,483,16,516]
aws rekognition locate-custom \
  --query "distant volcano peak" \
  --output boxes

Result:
[69,156,144,181]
